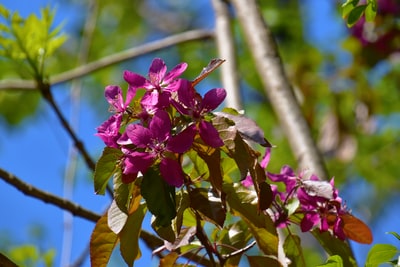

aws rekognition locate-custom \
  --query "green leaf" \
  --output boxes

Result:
[246,255,280,267]
[151,218,176,243]
[113,170,133,214]
[311,230,357,267]
[159,252,179,267]
[365,244,397,267]
[0,4,10,18]
[189,187,226,227]
[141,166,176,227]
[365,0,377,21]
[195,146,223,192]
[94,147,123,195]
[224,183,278,256]
[347,5,367,27]
[0,91,41,125]
[317,255,343,267]
[175,190,190,234]
[90,213,119,267]
[341,0,360,18]
[283,234,305,267]
[387,231,400,241]
[119,203,147,267]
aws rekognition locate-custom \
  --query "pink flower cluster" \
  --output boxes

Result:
[96,58,226,187]
[243,148,351,241]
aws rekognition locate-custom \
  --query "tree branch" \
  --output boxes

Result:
[230,0,329,180]
[0,29,214,91]
[211,0,242,110]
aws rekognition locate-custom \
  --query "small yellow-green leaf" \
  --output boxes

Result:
[347,5,367,27]
[119,203,147,267]
[317,255,343,267]
[90,213,119,267]
[365,244,397,267]
[365,0,377,21]
[341,0,360,18]
[159,252,179,267]
[284,234,305,267]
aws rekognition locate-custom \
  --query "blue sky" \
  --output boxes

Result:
[0,0,399,266]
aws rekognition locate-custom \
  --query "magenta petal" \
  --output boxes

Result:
[300,212,320,232]
[148,58,167,85]
[160,158,184,187]
[124,71,147,88]
[176,79,195,107]
[167,125,196,153]
[105,85,124,112]
[95,114,122,148]
[163,62,188,83]
[149,110,171,142]
[125,151,155,174]
[201,88,226,112]
[126,124,152,148]
[199,121,224,147]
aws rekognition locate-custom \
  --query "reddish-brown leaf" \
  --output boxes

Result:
[341,214,373,244]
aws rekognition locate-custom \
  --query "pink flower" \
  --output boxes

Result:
[123,58,187,113]
[172,79,226,147]
[122,110,195,186]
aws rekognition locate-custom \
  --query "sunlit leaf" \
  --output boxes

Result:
[341,0,360,18]
[141,166,176,227]
[195,146,223,192]
[347,5,367,27]
[94,147,123,195]
[90,213,119,267]
[224,183,278,256]
[215,111,271,147]
[113,169,131,214]
[365,244,397,267]
[246,255,280,267]
[107,200,128,234]
[151,218,176,243]
[317,255,343,267]
[283,234,305,267]
[119,203,147,267]
[175,190,190,234]
[189,187,226,228]
[159,252,179,267]
[365,0,377,21]
[341,214,373,244]
[165,226,196,251]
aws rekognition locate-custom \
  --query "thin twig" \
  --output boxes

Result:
[221,240,257,260]
[0,29,214,91]
[211,0,242,110]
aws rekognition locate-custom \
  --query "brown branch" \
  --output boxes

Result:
[0,29,214,91]
[210,0,242,110]
[0,167,101,222]
[230,0,329,180]
[0,167,214,266]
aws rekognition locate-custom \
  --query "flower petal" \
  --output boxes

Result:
[160,158,184,187]
[199,121,224,147]
[201,88,226,112]
[126,124,152,148]
[124,151,155,174]
[167,125,196,153]
[124,70,147,88]
[105,85,124,112]
[163,62,188,84]
[150,110,171,142]
[95,114,122,148]
[300,212,320,232]
[148,58,167,85]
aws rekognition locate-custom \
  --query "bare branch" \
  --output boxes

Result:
[230,0,329,180]
[0,167,101,222]
[211,0,242,110]
[0,29,214,91]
